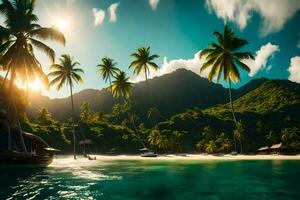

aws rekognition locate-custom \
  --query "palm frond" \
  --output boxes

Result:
[233,52,254,60]
[30,38,55,63]
[199,48,214,58]
[234,59,251,73]
[29,27,66,45]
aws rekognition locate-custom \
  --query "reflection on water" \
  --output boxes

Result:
[0,156,300,200]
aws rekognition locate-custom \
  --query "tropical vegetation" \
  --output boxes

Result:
[0,0,299,157]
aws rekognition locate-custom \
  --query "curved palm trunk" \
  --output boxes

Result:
[124,99,146,148]
[228,80,238,152]
[130,113,146,148]
[69,82,77,160]
[8,74,28,153]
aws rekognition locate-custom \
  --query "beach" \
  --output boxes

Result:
[51,154,300,165]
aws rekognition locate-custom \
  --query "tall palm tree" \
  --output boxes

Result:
[111,71,147,147]
[200,25,254,152]
[48,54,84,160]
[129,47,159,82]
[0,0,65,89]
[97,57,119,91]
[0,0,65,154]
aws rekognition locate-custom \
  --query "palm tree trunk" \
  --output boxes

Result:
[131,113,146,148]
[1,68,12,151]
[3,120,12,151]
[124,99,146,148]
[145,67,155,106]
[239,139,243,154]
[145,67,148,83]
[109,76,113,93]
[8,74,28,153]
[228,80,238,152]
[0,67,11,90]
[69,82,77,160]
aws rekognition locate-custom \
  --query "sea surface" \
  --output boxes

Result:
[0,156,300,200]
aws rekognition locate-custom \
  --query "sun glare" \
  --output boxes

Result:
[15,78,45,92]
[55,18,70,34]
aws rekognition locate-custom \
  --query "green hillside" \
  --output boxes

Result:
[2,71,299,154]
[204,79,300,119]
[158,79,300,152]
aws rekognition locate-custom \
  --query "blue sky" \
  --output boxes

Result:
[27,0,300,98]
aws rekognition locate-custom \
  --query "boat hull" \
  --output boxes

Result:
[0,151,54,167]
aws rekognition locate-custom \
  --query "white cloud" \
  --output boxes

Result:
[92,8,105,26]
[131,43,280,82]
[205,0,300,36]
[108,3,120,22]
[243,42,280,76]
[288,56,300,84]
[149,0,160,11]
[131,52,210,82]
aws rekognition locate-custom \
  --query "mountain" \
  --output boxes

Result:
[21,70,300,153]
[26,68,280,122]
[158,78,300,152]
[27,69,230,121]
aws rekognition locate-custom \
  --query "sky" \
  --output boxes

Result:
[8,0,300,98]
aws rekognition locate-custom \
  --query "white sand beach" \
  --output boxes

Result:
[53,154,300,163]
[93,154,300,160]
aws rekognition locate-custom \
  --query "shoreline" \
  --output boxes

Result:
[55,154,300,161]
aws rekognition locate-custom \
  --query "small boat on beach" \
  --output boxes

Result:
[140,148,157,157]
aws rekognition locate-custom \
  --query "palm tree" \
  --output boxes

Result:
[215,132,232,153]
[111,71,148,147]
[171,131,185,153]
[48,54,84,160]
[148,128,160,153]
[0,0,65,89]
[0,0,65,154]
[205,140,217,154]
[97,57,119,91]
[200,25,254,152]
[111,71,133,100]
[129,47,159,83]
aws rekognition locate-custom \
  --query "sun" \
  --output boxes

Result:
[28,79,44,92]
[51,16,71,34]
[55,18,70,34]
[15,78,45,92]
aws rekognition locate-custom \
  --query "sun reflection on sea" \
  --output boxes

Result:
[49,156,122,181]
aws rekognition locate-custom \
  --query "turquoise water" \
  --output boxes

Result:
[0,157,300,200]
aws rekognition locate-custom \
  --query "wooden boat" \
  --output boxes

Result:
[0,130,59,167]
